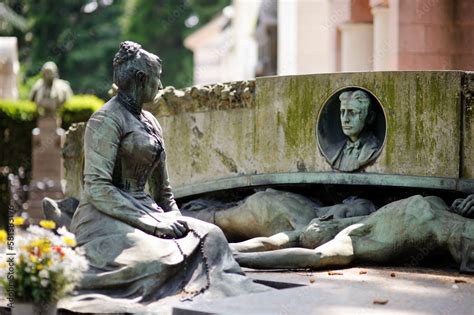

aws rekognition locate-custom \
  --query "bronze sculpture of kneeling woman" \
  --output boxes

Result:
[68,41,266,312]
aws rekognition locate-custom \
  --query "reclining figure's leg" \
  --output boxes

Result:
[231,216,367,253]
[230,231,301,253]
[235,223,363,269]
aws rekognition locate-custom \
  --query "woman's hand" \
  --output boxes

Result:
[154,218,189,238]
[450,195,474,218]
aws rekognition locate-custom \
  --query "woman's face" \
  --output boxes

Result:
[142,59,163,103]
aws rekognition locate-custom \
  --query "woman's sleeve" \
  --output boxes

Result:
[149,149,180,213]
[146,114,180,213]
[82,110,157,234]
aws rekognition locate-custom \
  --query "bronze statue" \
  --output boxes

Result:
[329,90,380,172]
[234,195,474,274]
[226,193,377,253]
[66,42,267,313]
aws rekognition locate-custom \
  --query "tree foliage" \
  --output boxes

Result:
[124,0,193,89]
[124,0,230,89]
[23,0,124,99]
[3,0,230,98]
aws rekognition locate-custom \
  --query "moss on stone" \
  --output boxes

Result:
[155,71,467,189]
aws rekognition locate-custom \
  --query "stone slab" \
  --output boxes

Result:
[0,267,472,314]
[173,267,474,315]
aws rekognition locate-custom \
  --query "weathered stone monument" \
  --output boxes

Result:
[0,37,19,100]
[144,71,473,197]
[43,69,474,314]
[28,61,72,218]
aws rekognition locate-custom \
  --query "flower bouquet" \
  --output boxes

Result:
[0,219,88,315]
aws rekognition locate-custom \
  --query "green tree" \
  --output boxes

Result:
[24,0,124,99]
[12,0,229,97]
[62,0,125,98]
[124,0,229,89]
[124,0,193,88]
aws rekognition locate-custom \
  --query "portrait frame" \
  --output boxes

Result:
[316,86,387,171]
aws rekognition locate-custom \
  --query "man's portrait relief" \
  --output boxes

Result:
[317,87,386,172]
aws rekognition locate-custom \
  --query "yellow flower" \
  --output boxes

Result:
[62,236,77,247]
[29,255,38,263]
[36,264,44,270]
[0,230,7,244]
[13,217,25,226]
[39,220,56,230]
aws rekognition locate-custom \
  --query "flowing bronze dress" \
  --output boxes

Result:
[68,95,267,312]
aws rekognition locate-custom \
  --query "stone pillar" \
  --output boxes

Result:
[339,23,373,71]
[371,0,390,70]
[0,37,19,99]
[28,117,65,218]
[277,0,298,75]
[277,0,350,75]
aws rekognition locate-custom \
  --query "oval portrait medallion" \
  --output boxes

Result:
[316,87,386,172]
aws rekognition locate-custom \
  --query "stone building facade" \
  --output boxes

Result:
[185,0,474,84]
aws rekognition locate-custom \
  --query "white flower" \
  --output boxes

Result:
[27,225,54,238]
[25,267,31,273]
[40,279,49,287]
[31,276,37,282]
[57,226,75,238]
[39,269,49,279]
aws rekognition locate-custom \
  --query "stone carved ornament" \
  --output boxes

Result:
[146,80,255,116]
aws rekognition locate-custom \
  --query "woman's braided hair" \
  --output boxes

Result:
[113,41,142,67]
[113,41,161,90]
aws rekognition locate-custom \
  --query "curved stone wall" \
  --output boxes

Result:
[146,71,473,197]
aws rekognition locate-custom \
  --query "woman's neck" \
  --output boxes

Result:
[117,90,143,117]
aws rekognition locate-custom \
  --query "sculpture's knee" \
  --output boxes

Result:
[188,217,226,240]
[205,223,227,241]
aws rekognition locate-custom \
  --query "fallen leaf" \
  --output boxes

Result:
[328,272,343,276]
[373,299,389,305]
[359,271,368,275]
[390,273,396,277]
[309,276,316,283]
[454,279,467,284]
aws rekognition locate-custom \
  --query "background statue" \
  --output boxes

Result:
[329,89,380,172]
[29,61,72,120]
[234,195,474,274]
[28,61,73,218]
[64,42,267,313]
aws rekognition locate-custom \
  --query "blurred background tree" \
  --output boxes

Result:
[124,0,229,89]
[124,0,194,89]
[25,0,125,99]
[0,0,230,99]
